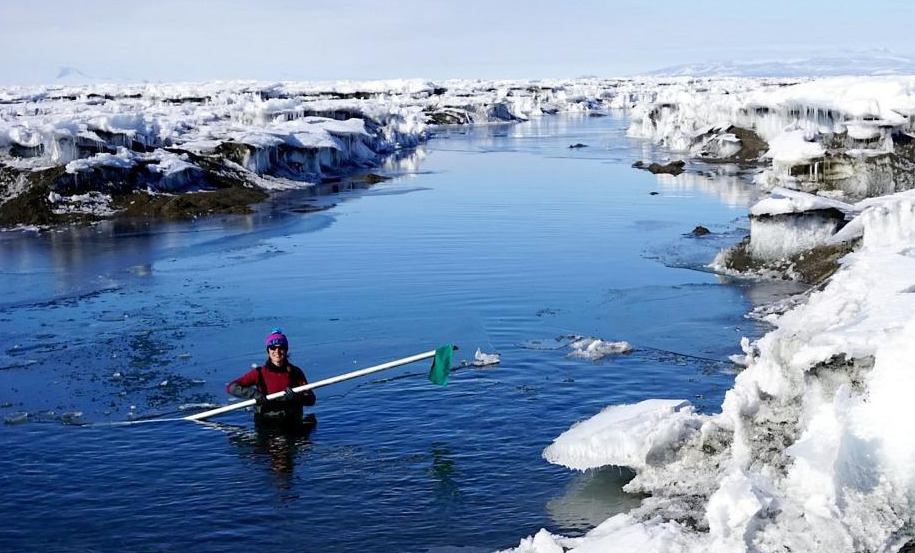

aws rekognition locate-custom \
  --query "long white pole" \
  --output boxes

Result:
[184,348,443,422]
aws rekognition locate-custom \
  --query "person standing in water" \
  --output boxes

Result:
[227,329,316,428]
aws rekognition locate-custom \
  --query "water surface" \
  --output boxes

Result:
[0,114,803,552]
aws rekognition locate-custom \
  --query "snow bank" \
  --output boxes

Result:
[504,76,915,553]
[505,195,915,553]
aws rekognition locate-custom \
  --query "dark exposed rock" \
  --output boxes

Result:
[113,186,267,219]
[715,235,859,285]
[325,90,383,101]
[724,126,769,162]
[632,159,686,175]
[691,226,710,236]
[161,96,210,104]
[425,109,473,126]
[362,173,391,184]
[789,239,859,285]
[0,166,60,227]
[569,143,588,149]
[649,191,659,195]
[214,141,254,168]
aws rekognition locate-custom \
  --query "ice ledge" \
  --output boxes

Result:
[542,399,699,472]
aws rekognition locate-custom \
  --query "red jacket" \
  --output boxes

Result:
[227,362,316,420]
[228,362,307,395]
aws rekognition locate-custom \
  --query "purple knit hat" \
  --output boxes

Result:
[265,328,289,349]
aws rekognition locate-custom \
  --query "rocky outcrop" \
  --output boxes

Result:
[632,160,686,175]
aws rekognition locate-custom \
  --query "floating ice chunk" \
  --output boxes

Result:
[543,399,698,471]
[473,348,500,366]
[4,412,29,425]
[567,338,632,360]
[60,412,85,425]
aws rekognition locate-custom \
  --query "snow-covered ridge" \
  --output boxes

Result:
[0,77,668,224]
[628,76,915,200]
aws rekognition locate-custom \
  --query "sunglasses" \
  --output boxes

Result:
[267,345,287,351]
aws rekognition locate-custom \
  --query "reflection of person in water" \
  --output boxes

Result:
[226,329,316,429]
[217,414,317,478]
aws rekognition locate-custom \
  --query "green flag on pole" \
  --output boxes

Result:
[428,344,454,386]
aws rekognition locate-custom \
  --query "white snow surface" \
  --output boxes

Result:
[750,186,854,217]
[542,400,698,472]
[763,130,826,163]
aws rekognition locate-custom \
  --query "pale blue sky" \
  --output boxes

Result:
[2,0,914,84]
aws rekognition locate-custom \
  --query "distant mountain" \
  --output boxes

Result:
[55,66,94,80]
[54,66,150,85]
[643,50,915,78]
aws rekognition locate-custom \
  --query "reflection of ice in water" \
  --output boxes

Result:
[382,146,428,173]
[546,466,644,531]
[656,170,760,208]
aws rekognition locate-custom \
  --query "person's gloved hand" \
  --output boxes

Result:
[282,387,298,402]
[252,390,266,405]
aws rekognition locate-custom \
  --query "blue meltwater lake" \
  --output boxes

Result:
[0,114,805,552]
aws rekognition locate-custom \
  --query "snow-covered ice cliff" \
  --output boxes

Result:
[505,195,915,553]
[0,77,657,225]
[502,77,915,553]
